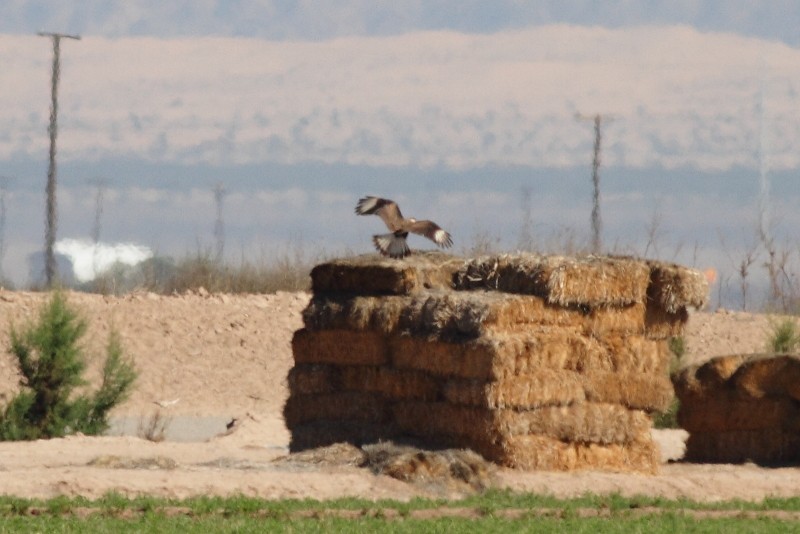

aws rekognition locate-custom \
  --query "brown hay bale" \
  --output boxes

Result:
[646,260,709,313]
[581,370,674,412]
[287,364,338,395]
[390,330,667,380]
[443,369,586,409]
[393,402,651,445]
[288,420,398,452]
[283,392,389,428]
[454,253,650,306]
[291,328,388,366]
[341,366,441,401]
[304,291,651,340]
[495,434,660,474]
[310,252,461,295]
[677,390,800,432]
[643,304,689,340]
[731,354,800,400]
[684,429,800,465]
[287,364,441,401]
[673,354,750,398]
[302,294,409,334]
[443,369,672,412]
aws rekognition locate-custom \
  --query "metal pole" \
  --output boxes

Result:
[38,31,80,288]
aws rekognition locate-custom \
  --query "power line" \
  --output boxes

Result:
[38,31,81,288]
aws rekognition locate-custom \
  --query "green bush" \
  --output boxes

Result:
[0,292,137,440]
[766,318,800,354]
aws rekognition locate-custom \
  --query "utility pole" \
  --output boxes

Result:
[38,31,81,288]
[576,113,613,254]
[0,176,10,284]
[88,177,107,279]
[213,183,226,265]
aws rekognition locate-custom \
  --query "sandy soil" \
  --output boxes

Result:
[0,288,796,503]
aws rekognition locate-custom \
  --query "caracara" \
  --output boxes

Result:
[355,196,453,258]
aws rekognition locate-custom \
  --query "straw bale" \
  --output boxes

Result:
[390,330,666,380]
[340,366,441,401]
[646,260,709,313]
[731,354,800,400]
[443,369,586,409]
[443,369,672,412]
[288,420,399,452]
[643,304,689,340]
[396,291,647,340]
[287,364,338,395]
[581,370,674,412]
[684,429,800,465]
[454,253,650,307]
[291,328,388,366]
[393,402,650,445]
[677,390,800,432]
[304,290,653,340]
[310,252,460,295]
[287,364,440,400]
[302,294,410,334]
[283,392,390,428]
[673,354,750,397]
[494,434,660,474]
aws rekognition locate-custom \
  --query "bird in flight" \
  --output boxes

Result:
[355,196,453,258]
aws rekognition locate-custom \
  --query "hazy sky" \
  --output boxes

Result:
[1,2,799,308]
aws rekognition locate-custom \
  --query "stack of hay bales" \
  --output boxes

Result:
[675,354,800,464]
[286,252,708,473]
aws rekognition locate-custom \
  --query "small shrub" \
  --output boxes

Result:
[137,410,171,442]
[0,292,137,440]
[766,318,800,354]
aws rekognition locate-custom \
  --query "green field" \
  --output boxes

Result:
[2,491,800,533]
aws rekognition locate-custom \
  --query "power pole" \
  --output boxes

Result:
[213,183,226,265]
[88,177,107,279]
[38,31,81,288]
[576,113,613,254]
[0,176,10,284]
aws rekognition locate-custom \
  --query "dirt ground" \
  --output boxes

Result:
[0,288,797,503]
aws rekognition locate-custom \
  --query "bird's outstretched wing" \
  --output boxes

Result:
[407,220,453,248]
[355,196,404,231]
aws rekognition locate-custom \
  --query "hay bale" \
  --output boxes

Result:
[494,434,660,474]
[287,364,441,401]
[731,354,800,400]
[454,253,651,307]
[677,390,800,432]
[390,330,669,380]
[673,354,750,397]
[310,252,461,295]
[288,420,399,452]
[442,369,586,409]
[643,304,689,340]
[393,402,651,445]
[291,328,388,366]
[684,429,800,465]
[287,364,339,395]
[581,370,674,412]
[646,260,709,313]
[302,294,410,334]
[443,369,672,412]
[283,392,390,428]
[303,290,685,341]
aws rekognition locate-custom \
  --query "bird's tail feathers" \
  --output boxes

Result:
[373,233,410,258]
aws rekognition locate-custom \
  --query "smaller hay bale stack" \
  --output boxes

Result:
[287,252,707,473]
[675,353,800,465]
